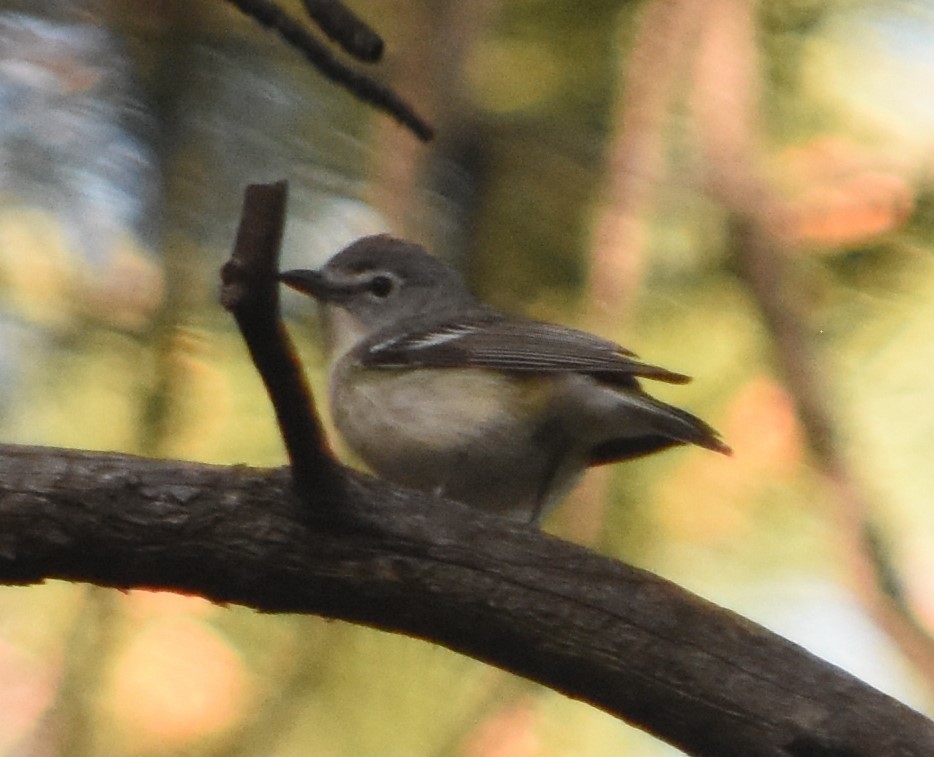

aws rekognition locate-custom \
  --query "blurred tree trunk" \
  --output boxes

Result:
[688,0,934,689]
[364,0,497,256]
[570,0,706,545]
[587,0,705,316]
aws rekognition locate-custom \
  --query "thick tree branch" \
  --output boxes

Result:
[0,443,932,756]
[4,179,933,755]
[3,185,931,755]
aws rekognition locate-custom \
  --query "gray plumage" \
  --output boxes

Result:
[281,234,730,522]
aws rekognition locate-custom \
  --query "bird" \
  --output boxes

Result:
[280,234,730,522]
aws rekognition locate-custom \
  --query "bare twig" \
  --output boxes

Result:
[222,0,433,141]
[220,182,339,500]
[301,0,383,62]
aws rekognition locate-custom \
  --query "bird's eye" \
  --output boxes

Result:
[368,275,394,298]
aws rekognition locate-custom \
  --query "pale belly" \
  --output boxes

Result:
[329,365,583,519]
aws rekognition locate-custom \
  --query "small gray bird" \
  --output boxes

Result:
[281,235,730,522]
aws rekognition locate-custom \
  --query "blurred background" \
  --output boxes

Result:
[0,0,933,754]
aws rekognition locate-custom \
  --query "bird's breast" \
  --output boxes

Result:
[327,359,575,518]
[330,361,546,451]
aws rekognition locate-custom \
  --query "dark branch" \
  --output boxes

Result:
[222,0,433,141]
[220,182,339,501]
[0,443,932,756]
[6,188,932,754]
[301,0,383,62]
[207,181,934,754]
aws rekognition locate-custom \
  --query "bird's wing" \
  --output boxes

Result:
[360,310,691,384]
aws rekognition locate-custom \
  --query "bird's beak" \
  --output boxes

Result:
[279,269,356,302]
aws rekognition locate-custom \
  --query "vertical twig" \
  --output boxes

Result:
[221,182,340,502]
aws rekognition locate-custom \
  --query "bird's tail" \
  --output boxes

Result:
[587,391,731,465]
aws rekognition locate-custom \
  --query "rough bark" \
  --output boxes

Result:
[0,443,932,757]
[3,182,931,756]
